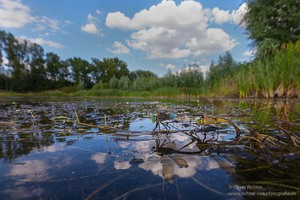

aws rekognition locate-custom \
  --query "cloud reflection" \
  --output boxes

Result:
[3,187,45,200]
[114,160,131,170]
[33,143,65,153]
[7,160,51,183]
[91,152,107,164]
[117,131,235,182]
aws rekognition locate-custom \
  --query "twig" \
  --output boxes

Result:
[191,177,226,197]
[84,173,126,200]
[114,183,163,200]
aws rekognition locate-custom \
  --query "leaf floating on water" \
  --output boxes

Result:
[213,156,235,174]
[129,157,144,163]
[83,136,93,140]
[170,155,189,168]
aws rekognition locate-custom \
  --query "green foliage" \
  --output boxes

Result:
[59,86,77,94]
[129,70,157,81]
[177,70,204,88]
[75,82,85,91]
[109,76,119,89]
[152,87,180,97]
[39,90,67,97]
[132,77,160,91]
[74,89,128,97]
[67,57,92,89]
[91,57,129,83]
[1,24,299,98]
[92,80,108,90]
[161,69,178,87]
[232,40,300,98]
[243,0,300,57]
[118,76,130,89]
[206,51,235,91]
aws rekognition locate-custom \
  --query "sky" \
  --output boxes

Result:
[0,0,252,76]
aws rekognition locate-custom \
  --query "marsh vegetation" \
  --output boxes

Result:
[0,97,299,199]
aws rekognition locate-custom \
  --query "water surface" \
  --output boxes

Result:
[0,97,299,199]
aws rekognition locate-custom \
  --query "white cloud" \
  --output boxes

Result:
[0,0,60,33]
[186,28,238,56]
[19,36,64,48]
[0,0,34,28]
[106,0,238,59]
[81,23,100,35]
[211,3,248,26]
[35,16,59,32]
[81,12,102,36]
[106,11,132,30]
[212,7,231,24]
[232,3,248,26]
[107,41,130,54]
[166,64,176,70]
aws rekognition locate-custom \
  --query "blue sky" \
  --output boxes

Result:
[0,0,252,76]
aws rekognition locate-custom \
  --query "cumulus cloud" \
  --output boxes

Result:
[106,0,239,59]
[81,23,100,35]
[0,0,34,28]
[211,3,248,26]
[81,12,102,36]
[0,0,60,33]
[107,41,130,54]
[211,7,231,24]
[232,3,248,26]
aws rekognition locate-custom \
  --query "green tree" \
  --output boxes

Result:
[161,69,178,87]
[1,32,29,91]
[109,76,119,89]
[243,0,300,57]
[27,43,47,91]
[178,70,204,88]
[67,57,92,89]
[46,53,70,89]
[129,70,157,81]
[91,57,129,84]
[206,51,235,89]
[118,76,130,89]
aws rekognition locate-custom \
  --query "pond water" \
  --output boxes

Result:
[0,97,299,200]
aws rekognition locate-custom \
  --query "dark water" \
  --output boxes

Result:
[0,97,299,200]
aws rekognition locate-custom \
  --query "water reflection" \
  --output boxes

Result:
[91,152,107,164]
[0,98,299,199]
[114,129,236,184]
[8,160,50,182]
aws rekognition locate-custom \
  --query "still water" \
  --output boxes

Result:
[0,97,299,199]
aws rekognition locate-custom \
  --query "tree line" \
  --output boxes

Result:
[0,29,207,93]
[1,0,299,98]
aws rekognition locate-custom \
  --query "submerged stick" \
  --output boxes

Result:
[114,183,163,200]
[84,173,127,200]
[191,177,226,197]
